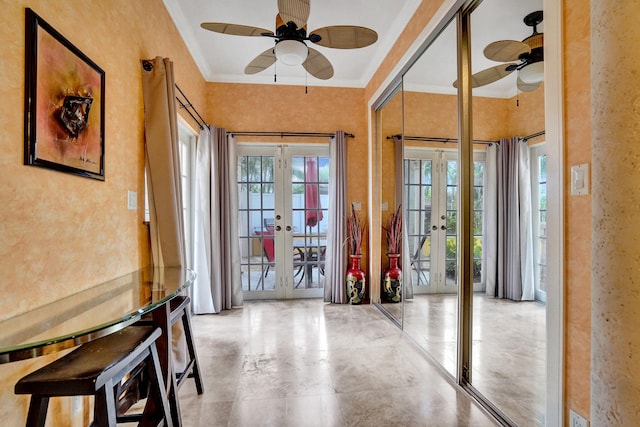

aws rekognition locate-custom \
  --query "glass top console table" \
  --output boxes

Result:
[0,267,195,364]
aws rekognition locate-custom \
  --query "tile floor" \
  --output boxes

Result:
[178,300,498,426]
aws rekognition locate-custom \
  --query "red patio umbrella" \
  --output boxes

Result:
[305,158,324,227]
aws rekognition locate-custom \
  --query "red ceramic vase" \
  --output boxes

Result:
[382,253,402,303]
[346,255,366,304]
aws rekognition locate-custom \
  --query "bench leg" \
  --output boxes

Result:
[181,311,204,395]
[148,342,174,427]
[94,379,117,427]
[154,302,182,426]
[25,396,49,427]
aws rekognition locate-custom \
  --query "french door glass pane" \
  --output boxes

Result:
[473,161,484,284]
[238,155,277,292]
[538,154,547,292]
[290,155,329,290]
[405,158,433,288]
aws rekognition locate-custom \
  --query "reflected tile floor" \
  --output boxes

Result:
[402,295,546,427]
[179,300,498,426]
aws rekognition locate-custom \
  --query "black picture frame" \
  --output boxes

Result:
[24,8,105,181]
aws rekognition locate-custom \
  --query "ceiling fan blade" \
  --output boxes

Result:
[303,47,334,80]
[310,26,378,49]
[484,40,531,62]
[244,48,277,74]
[201,22,273,37]
[452,64,517,89]
[277,0,310,28]
[517,77,541,92]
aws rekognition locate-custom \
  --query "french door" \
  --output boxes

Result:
[236,144,329,300]
[405,149,484,294]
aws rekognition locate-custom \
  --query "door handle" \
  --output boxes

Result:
[275,225,282,231]
[440,225,446,230]
[285,225,292,231]
[432,225,437,231]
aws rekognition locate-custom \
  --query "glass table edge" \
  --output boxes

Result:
[0,268,196,363]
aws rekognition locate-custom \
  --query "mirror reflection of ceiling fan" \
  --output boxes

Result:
[454,10,544,92]
[200,0,378,80]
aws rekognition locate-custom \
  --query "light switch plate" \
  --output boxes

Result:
[127,191,137,210]
[569,409,589,427]
[571,163,589,196]
[352,201,362,211]
[381,201,388,211]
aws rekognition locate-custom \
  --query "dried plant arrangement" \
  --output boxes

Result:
[384,204,402,254]
[347,203,366,255]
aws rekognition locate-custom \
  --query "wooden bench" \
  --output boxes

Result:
[15,326,173,427]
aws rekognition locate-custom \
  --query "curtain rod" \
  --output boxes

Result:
[521,130,545,141]
[229,131,355,138]
[387,135,497,145]
[175,84,207,130]
[141,60,208,130]
[388,130,546,144]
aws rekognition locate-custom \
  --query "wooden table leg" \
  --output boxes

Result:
[143,301,182,427]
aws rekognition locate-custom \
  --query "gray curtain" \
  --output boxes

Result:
[483,138,535,301]
[193,126,243,313]
[324,131,347,303]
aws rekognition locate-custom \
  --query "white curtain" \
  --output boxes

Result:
[483,138,535,301]
[484,143,498,295]
[193,126,243,313]
[324,131,348,303]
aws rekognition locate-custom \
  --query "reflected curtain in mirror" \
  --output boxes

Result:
[483,138,535,300]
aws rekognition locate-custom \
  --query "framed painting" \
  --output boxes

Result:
[24,8,105,180]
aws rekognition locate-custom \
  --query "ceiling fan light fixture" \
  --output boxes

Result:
[518,60,544,84]
[274,40,308,66]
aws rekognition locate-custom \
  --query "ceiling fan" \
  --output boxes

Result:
[454,10,544,92]
[200,0,378,80]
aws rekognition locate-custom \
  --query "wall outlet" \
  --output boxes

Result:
[569,409,589,427]
[381,201,388,211]
[127,191,137,210]
[352,201,361,211]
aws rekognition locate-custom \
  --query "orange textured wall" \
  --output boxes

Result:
[0,1,205,425]
[509,84,545,139]
[563,0,592,422]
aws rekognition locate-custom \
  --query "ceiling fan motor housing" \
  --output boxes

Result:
[276,21,307,41]
[518,32,544,84]
[521,32,543,63]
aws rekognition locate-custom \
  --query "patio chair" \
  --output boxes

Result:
[255,229,303,289]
